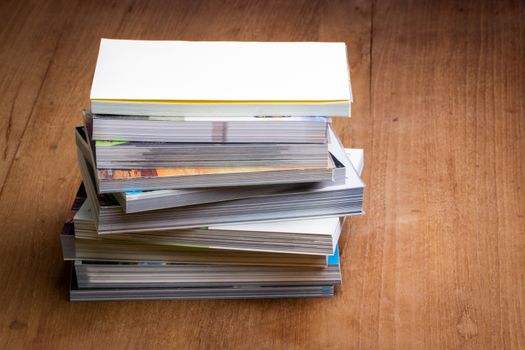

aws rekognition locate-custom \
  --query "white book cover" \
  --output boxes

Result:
[91,39,352,102]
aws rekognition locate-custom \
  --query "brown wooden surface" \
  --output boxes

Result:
[0,0,523,348]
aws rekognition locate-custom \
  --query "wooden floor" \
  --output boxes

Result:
[0,0,523,348]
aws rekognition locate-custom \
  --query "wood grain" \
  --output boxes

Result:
[0,0,523,348]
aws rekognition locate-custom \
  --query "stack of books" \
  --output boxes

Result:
[61,39,365,301]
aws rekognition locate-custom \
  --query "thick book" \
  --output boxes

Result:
[89,112,330,144]
[89,177,363,234]
[73,246,341,289]
[114,186,288,214]
[68,266,335,301]
[94,140,329,169]
[90,39,352,117]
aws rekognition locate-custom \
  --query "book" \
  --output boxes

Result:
[114,186,290,214]
[94,140,329,169]
[73,246,341,289]
[91,39,352,117]
[93,180,363,234]
[89,112,330,144]
[68,266,336,301]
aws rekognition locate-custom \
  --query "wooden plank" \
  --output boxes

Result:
[0,0,79,191]
[0,0,137,347]
[365,0,525,348]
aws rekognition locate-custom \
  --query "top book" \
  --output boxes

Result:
[90,39,352,117]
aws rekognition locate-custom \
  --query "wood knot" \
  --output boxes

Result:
[457,309,478,341]
[9,319,28,331]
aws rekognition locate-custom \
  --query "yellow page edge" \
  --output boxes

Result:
[92,99,351,105]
